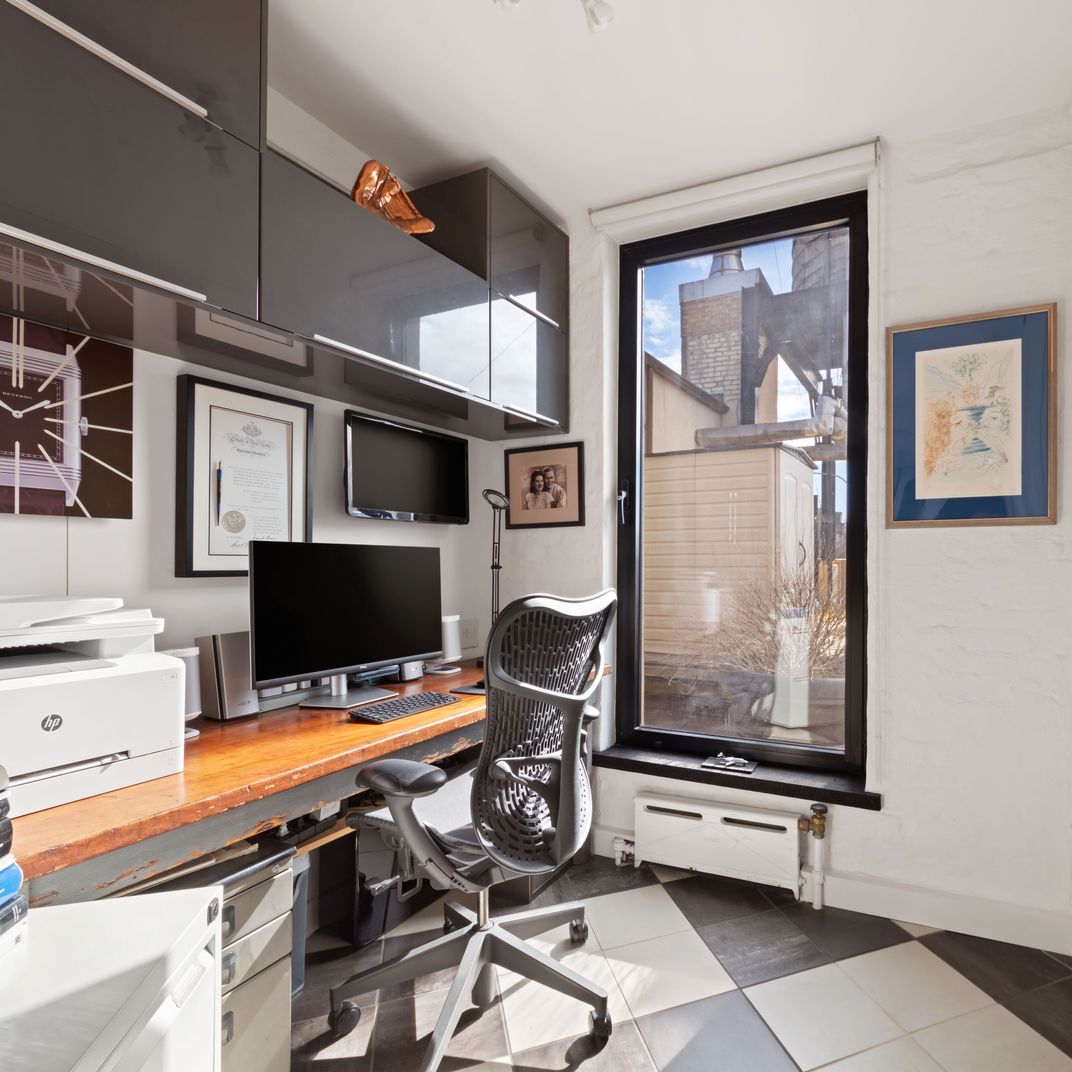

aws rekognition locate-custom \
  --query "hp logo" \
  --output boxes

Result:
[41,714,63,732]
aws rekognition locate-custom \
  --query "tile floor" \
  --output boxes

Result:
[292,857,1072,1071]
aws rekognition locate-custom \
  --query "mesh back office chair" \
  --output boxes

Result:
[328,590,617,1072]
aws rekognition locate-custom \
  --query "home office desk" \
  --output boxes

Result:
[13,665,490,907]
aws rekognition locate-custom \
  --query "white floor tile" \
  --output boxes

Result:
[651,864,693,883]
[496,926,631,1053]
[604,927,736,1019]
[894,920,941,938]
[583,883,692,950]
[914,1006,1072,1072]
[816,1036,944,1071]
[745,964,903,1071]
[839,942,992,1032]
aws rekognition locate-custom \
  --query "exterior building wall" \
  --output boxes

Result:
[648,369,726,453]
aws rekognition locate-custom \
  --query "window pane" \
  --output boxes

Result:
[640,228,849,750]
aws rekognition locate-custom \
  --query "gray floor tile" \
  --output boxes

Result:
[563,855,660,899]
[293,938,383,1020]
[1003,977,1072,1057]
[920,930,1071,1002]
[663,874,774,928]
[698,909,829,987]
[378,928,472,1002]
[779,903,911,961]
[1047,950,1072,971]
[372,993,510,1072]
[637,991,799,1072]
[512,1019,656,1072]
[759,885,801,908]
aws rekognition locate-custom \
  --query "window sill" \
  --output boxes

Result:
[593,744,880,811]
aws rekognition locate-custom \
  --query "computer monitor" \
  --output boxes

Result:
[249,541,443,709]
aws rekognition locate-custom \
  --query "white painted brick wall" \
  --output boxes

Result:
[551,105,1072,929]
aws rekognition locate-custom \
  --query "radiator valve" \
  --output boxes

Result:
[798,803,828,839]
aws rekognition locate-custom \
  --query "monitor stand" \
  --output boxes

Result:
[299,673,395,710]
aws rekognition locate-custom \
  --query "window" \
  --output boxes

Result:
[616,193,868,771]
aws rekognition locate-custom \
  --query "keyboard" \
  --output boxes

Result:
[348,690,461,724]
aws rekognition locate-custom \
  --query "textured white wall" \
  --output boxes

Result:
[548,105,1072,943]
[0,346,495,653]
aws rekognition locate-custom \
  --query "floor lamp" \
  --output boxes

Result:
[453,489,509,697]
[482,488,510,625]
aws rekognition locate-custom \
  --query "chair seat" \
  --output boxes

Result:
[360,762,483,854]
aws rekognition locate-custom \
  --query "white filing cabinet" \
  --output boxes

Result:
[0,887,223,1072]
[148,841,294,1072]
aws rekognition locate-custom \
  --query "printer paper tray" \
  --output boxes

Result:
[8,745,182,818]
[11,751,132,787]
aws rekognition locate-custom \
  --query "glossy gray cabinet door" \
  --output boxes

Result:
[411,169,570,332]
[0,4,259,319]
[30,0,264,148]
[491,293,568,426]
[490,175,570,331]
[261,151,491,398]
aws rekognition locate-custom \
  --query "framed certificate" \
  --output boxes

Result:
[175,375,314,576]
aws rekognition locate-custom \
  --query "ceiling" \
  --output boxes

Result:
[268,0,1072,229]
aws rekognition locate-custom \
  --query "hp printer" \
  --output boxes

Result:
[0,597,184,817]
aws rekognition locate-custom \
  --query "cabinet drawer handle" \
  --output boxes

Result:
[0,221,208,302]
[6,0,209,118]
[221,950,237,986]
[221,904,236,940]
[221,1010,235,1046]
[312,333,470,394]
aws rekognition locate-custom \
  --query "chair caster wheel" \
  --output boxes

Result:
[569,919,589,944]
[589,1010,612,1041]
[329,1000,361,1038]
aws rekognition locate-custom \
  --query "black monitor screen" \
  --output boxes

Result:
[345,412,469,524]
[249,541,443,687]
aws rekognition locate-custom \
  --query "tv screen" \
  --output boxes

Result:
[249,541,443,687]
[345,412,469,524]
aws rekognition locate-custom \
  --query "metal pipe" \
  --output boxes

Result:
[695,395,847,450]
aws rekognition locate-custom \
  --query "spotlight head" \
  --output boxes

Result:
[580,0,614,32]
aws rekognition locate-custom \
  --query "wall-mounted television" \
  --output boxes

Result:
[344,411,469,524]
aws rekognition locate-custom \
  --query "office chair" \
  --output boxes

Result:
[328,589,617,1072]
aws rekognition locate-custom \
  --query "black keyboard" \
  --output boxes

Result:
[348,691,461,724]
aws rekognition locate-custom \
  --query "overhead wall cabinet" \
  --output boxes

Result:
[411,168,570,428]
[23,0,266,148]
[260,150,492,399]
[0,1,260,319]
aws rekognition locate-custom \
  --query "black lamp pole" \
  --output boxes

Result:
[482,489,509,625]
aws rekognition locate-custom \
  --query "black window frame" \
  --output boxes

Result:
[615,191,869,773]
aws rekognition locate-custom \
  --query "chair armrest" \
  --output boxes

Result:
[357,759,447,798]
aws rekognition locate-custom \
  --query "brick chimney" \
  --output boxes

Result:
[679,251,762,426]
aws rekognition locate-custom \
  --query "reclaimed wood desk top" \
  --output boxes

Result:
[14,664,489,884]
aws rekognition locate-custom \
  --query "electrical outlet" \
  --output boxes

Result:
[460,618,479,649]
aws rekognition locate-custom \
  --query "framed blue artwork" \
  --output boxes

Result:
[886,304,1056,527]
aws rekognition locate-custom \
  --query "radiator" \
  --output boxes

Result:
[633,792,802,895]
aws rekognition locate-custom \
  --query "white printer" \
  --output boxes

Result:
[0,597,185,818]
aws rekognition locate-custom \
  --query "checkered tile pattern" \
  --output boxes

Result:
[292,857,1072,1071]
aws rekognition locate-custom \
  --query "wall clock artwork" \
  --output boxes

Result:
[0,314,133,518]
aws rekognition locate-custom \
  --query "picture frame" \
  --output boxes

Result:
[886,303,1056,528]
[175,375,314,577]
[504,441,585,529]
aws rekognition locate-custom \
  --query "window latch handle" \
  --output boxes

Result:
[617,487,629,524]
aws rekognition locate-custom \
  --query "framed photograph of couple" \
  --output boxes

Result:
[175,375,314,576]
[504,441,584,529]
[887,303,1056,528]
